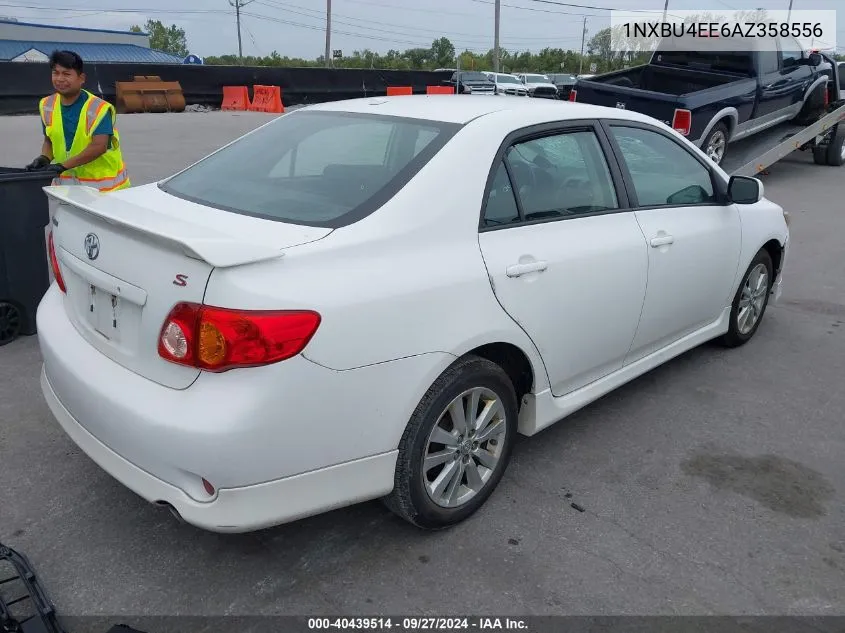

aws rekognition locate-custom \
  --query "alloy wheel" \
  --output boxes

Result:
[422,387,508,508]
[737,263,769,335]
[706,130,726,164]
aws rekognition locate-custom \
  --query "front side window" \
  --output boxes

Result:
[504,130,619,221]
[161,111,457,227]
[610,126,716,207]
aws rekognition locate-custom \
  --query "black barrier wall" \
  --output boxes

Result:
[0,62,454,114]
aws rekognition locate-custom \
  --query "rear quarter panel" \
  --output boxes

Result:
[684,78,758,140]
[201,114,553,391]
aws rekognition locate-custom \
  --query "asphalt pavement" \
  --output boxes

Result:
[0,110,843,618]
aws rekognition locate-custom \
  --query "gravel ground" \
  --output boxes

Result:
[0,110,843,620]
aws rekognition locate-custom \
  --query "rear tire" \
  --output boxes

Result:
[383,355,518,529]
[0,301,23,347]
[701,122,729,165]
[718,249,774,348]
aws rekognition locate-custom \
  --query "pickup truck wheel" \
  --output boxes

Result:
[825,126,845,166]
[813,145,829,165]
[702,123,729,165]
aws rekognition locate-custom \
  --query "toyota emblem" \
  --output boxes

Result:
[84,233,100,260]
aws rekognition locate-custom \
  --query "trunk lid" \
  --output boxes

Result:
[46,184,332,389]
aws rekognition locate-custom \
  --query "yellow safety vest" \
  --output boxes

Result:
[39,90,130,192]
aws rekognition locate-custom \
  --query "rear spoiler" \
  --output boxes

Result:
[44,186,285,268]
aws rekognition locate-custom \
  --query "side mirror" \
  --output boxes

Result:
[808,52,822,67]
[728,175,764,204]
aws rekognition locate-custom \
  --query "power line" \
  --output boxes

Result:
[0,2,226,14]
[256,0,583,44]
[239,9,491,51]
[468,0,604,18]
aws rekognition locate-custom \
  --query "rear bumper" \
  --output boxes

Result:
[41,366,396,533]
[36,283,453,531]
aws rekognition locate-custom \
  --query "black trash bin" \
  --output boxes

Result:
[0,167,55,346]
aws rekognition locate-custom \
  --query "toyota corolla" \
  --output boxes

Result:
[37,96,789,533]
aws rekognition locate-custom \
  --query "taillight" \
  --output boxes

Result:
[672,108,692,135]
[568,90,577,102]
[47,230,66,293]
[158,303,321,372]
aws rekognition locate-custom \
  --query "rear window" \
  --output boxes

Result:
[160,111,459,228]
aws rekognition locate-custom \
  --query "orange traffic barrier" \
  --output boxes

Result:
[386,86,413,96]
[249,85,285,114]
[221,86,251,111]
[426,86,454,95]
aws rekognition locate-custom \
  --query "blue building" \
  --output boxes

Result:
[0,19,183,63]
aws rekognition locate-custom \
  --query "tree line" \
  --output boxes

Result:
[137,18,845,74]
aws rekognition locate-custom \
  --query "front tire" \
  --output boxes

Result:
[825,125,845,166]
[719,249,774,348]
[383,355,518,529]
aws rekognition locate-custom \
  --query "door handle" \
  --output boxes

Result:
[506,260,548,277]
[650,235,674,248]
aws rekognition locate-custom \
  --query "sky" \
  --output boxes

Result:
[1,0,843,59]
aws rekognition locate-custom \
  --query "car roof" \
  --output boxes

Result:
[299,95,667,126]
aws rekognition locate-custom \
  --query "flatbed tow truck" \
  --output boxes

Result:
[721,99,845,176]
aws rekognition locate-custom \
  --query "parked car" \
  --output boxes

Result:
[483,72,529,96]
[547,73,578,99]
[444,70,496,95]
[517,73,559,99]
[39,96,789,533]
[570,36,840,165]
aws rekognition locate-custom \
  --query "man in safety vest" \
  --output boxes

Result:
[26,50,130,192]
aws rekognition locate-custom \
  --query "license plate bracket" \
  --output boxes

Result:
[88,284,120,340]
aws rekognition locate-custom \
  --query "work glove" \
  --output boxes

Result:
[40,163,67,176]
[25,155,51,171]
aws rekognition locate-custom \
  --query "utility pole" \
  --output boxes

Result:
[229,0,254,63]
[493,0,501,73]
[325,0,332,68]
[578,17,587,75]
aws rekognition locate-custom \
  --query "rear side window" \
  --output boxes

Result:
[161,111,458,228]
[505,130,619,220]
[759,44,779,74]
[610,126,716,207]
[482,163,520,227]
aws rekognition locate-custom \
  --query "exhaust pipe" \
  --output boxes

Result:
[154,500,186,524]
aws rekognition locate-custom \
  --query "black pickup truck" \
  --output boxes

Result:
[571,36,840,166]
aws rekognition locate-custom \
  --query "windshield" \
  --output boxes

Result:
[524,74,550,83]
[496,74,521,84]
[161,111,459,228]
[458,71,490,82]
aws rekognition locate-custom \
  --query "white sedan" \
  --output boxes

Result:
[38,96,789,533]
